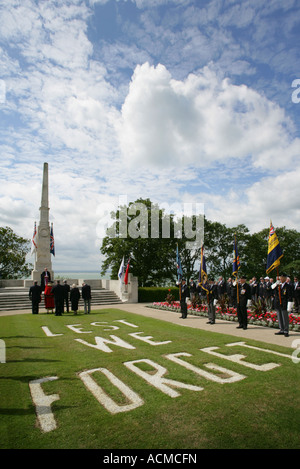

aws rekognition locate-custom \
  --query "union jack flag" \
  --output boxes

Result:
[50,223,55,256]
[31,221,37,256]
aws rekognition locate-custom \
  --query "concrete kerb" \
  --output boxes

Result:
[0,303,298,350]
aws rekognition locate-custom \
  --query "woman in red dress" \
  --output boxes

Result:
[44,282,55,313]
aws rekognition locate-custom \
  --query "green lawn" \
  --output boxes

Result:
[0,308,299,449]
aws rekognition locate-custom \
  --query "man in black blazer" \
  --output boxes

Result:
[273,273,293,337]
[29,281,42,314]
[207,279,218,324]
[293,276,300,313]
[236,276,251,330]
[41,268,51,291]
[178,278,190,319]
[82,282,92,314]
[63,280,70,313]
[52,280,65,316]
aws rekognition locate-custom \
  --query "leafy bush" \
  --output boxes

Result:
[138,287,179,303]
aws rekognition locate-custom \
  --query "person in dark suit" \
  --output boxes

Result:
[29,281,42,314]
[207,279,218,324]
[52,280,65,316]
[82,282,91,314]
[264,276,273,311]
[70,284,80,314]
[273,273,293,337]
[41,268,51,291]
[178,278,190,319]
[293,276,300,313]
[236,276,251,330]
[217,276,226,299]
[63,280,70,313]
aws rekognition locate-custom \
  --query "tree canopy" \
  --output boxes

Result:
[0,226,32,279]
[100,199,300,286]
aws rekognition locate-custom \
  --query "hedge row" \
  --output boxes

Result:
[138,287,179,303]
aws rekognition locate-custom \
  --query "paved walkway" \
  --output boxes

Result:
[0,303,298,350]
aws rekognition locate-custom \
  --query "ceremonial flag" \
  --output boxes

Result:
[31,221,37,256]
[232,234,240,277]
[124,257,130,285]
[176,244,183,282]
[266,222,283,274]
[199,244,208,292]
[118,256,125,285]
[50,223,55,256]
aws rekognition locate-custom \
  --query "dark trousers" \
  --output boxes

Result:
[55,299,64,316]
[64,297,69,312]
[32,301,39,314]
[276,307,289,333]
[180,301,187,318]
[237,302,247,328]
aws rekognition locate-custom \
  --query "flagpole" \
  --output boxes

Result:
[201,244,209,302]
[276,266,282,305]
[234,234,239,305]
[177,243,182,302]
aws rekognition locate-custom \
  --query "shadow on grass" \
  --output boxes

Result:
[0,405,78,416]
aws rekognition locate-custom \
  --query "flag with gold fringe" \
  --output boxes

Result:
[232,234,240,277]
[266,222,283,274]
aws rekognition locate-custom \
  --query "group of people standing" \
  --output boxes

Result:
[178,271,299,338]
[29,268,92,316]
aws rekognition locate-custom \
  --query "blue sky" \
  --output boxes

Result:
[0,0,299,272]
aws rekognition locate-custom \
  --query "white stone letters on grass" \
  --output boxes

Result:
[75,335,136,353]
[78,367,144,414]
[128,331,172,346]
[165,352,246,384]
[41,326,63,337]
[124,359,204,397]
[29,376,59,433]
[31,318,289,433]
[200,346,280,371]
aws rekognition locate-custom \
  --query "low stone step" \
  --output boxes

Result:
[0,288,123,311]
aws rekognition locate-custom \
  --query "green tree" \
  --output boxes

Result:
[203,219,250,279]
[0,226,32,279]
[100,198,204,286]
[101,199,178,286]
[250,226,300,279]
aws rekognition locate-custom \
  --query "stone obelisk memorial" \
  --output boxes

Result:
[31,162,54,282]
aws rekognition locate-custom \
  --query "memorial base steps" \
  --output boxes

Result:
[0,287,123,312]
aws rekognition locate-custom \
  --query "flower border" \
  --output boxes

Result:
[149,301,300,332]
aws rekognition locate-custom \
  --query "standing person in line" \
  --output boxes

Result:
[29,281,42,314]
[264,276,273,311]
[41,267,51,291]
[189,278,197,302]
[52,280,64,316]
[82,282,91,314]
[207,278,218,324]
[236,276,251,330]
[70,284,80,315]
[177,278,190,319]
[293,276,300,313]
[272,273,293,337]
[63,280,70,313]
[44,281,54,314]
